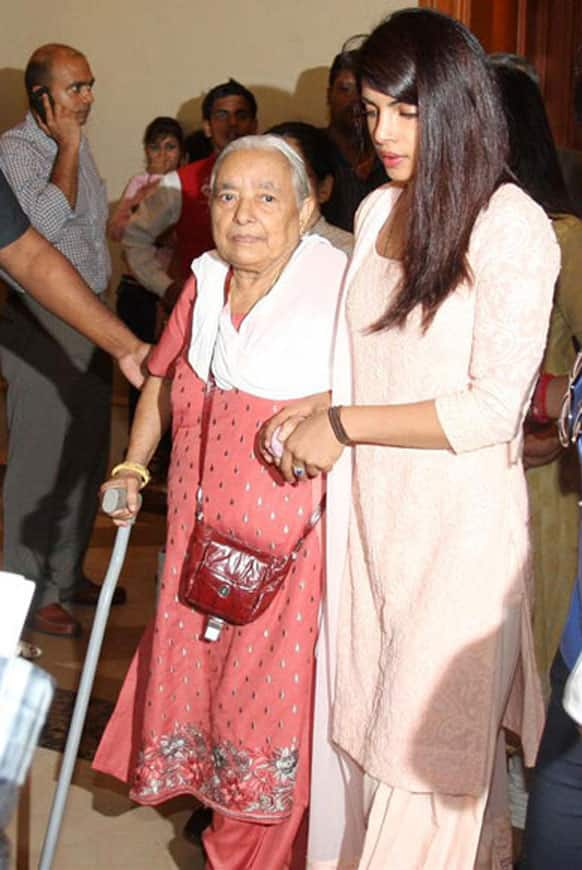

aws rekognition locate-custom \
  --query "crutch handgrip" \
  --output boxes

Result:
[100,487,142,515]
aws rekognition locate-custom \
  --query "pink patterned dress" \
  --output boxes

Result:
[94,275,324,827]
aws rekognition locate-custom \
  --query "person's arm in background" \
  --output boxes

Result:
[0,226,149,387]
[39,95,83,209]
[524,217,582,468]
[108,174,161,243]
[545,219,582,420]
[0,128,76,241]
[123,172,183,312]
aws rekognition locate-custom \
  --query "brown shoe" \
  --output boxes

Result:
[70,577,127,607]
[30,603,82,637]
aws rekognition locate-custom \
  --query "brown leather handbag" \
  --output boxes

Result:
[179,380,324,641]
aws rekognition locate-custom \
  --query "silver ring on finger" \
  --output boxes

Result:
[293,465,306,478]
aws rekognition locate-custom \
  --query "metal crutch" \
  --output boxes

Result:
[38,489,138,870]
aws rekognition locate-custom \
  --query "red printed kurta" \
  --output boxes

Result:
[94,277,324,823]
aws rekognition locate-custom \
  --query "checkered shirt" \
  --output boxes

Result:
[0,112,111,293]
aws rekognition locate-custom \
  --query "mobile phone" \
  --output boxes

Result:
[30,86,54,124]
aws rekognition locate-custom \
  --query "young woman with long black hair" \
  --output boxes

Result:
[487,59,582,870]
[264,9,561,867]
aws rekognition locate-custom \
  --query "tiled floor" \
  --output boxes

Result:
[3,399,205,869]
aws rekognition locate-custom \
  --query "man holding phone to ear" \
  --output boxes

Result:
[0,43,127,638]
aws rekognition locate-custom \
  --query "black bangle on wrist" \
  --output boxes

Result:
[328,405,353,446]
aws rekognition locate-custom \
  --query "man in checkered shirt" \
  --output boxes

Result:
[0,43,127,638]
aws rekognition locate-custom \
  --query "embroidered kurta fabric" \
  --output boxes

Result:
[331,183,560,798]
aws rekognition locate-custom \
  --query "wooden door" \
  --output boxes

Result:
[419,0,582,148]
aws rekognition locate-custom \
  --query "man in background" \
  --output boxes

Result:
[0,43,130,637]
[322,46,387,232]
[0,167,147,382]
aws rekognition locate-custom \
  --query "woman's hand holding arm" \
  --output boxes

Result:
[278,409,344,482]
[278,400,451,482]
[259,391,331,464]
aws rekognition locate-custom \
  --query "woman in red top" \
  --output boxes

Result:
[93,135,347,869]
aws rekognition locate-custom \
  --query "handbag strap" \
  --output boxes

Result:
[196,379,326,547]
[195,376,216,519]
[195,274,230,518]
[289,493,327,558]
[193,278,326,544]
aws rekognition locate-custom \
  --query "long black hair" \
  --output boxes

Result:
[358,8,509,331]
[490,61,576,217]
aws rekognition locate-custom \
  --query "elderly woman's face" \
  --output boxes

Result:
[211,149,311,272]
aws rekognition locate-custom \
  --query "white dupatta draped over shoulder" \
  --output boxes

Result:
[187,234,347,401]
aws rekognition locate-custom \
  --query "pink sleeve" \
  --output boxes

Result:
[435,185,560,453]
[108,174,162,242]
[124,174,149,200]
[148,274,197,378]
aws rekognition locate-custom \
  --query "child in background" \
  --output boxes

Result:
[110,117,184,427]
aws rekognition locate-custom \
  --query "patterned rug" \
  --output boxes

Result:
[39,687,114,761]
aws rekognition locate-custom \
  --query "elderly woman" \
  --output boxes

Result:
[93,135,347,869]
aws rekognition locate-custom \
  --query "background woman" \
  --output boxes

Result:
[489,59,582,856]
[266,9,560,867]
[93,135,347,869]
[520,356,582,866]
[490,60,582,692]
[109,116,184,425]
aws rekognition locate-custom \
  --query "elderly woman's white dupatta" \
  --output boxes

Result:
[187,234,347,401]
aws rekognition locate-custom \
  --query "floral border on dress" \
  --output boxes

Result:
[131,722,299,818]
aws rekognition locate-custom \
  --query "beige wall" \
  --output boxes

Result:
[0,0,411,200]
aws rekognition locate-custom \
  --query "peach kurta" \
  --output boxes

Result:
[331,184,560,797]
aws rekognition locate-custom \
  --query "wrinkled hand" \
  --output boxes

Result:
[118,341,151,389]
[260,392,331,464]
[279,409,344,482]
[100,473,142,527]
[36,97,81,149]
[523,430,562,470]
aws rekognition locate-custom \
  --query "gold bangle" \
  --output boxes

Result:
[111,461,151,490]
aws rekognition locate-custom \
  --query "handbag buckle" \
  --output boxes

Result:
[203,615,225,642]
